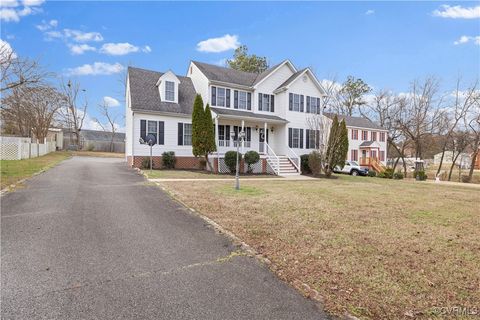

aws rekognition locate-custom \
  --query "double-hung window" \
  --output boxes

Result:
[380,132,386,142]
[306,129,319,149]
[371,131,377,141]
[258,93,274,112]
[351,129,358,140]
[288,128,304,149]
[211,86,231,107]
[165,81,175,101]
[140,120,164,145]
[178,123,192,146]
[217,125,230,147]
[306,96,320,114]
[289,93,304,112]
[362,130,368,140]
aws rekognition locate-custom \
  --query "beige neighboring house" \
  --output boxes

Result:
[433,151,471,169]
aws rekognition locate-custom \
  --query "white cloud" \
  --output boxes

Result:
[0,0,43,22]
[142,45,151,53]
[0,0,19,7]
[212,58,227,66]
[0,8,19,21]
[68,44,96,55]
[66,62,125,76]
[453,35,480,46]
[196,34,240,53]
[64,29,103,42]
[100,42,139,55]
[36,19,58,31]
[102,96,120,107]
[0,39,17,61]
[365,9,375,15]
[433,5,480,19]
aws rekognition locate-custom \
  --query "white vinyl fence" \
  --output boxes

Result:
[0,136,57,160]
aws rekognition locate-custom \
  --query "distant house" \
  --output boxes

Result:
[433,151,471,169]
[63,129,125,152]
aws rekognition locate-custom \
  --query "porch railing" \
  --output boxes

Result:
[218,140,230,147]
[264,142,280,175]
[287,147,300,172]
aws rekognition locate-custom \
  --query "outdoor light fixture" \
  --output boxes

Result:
[270,126,274,133]
[255,125,259,131]
[230,129,245,190]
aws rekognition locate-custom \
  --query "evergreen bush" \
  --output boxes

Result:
[162,151,176,169]
[308,151,322,176]
[244,151,260,173]
[300,154,311,174]
[224,151,242,173]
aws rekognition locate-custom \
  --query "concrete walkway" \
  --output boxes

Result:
[1,156,329,320]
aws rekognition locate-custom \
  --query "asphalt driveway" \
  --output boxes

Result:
[1,156,329,320]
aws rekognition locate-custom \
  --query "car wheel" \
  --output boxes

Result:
[351,170,358,176]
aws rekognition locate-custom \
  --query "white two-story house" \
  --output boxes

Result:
[125,60,387,175]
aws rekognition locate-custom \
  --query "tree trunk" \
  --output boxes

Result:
[468,150,478,182]
[436,147,446,176]
[448,152,461,181]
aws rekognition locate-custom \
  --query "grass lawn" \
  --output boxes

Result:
[1,151,71,189]
[160,175,480,319]
[145,169,278,180]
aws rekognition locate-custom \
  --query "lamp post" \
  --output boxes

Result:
[231,129,245,190]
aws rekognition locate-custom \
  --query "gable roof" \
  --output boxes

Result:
[191,60,296,88]
[323,113,385,130]
[275,68,308,90]
[128,66,196,115]
[274,68,326,95]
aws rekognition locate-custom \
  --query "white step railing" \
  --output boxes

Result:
[264,142,280,175]
[286,147,300,172]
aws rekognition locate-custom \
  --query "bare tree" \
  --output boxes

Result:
[396,77,444,161]
[58,79,88,147]
[1,85,66,142]
[93,101,119,152]
[447,131,470,181]
[466,99,480,182]
[1,42,48,93]
[435,79,478,176]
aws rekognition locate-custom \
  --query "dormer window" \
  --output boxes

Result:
[165,81,175,102]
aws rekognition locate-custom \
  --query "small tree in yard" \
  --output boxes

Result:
[225,151,242,173]
[324,115,349,177]
[192,95,216,170]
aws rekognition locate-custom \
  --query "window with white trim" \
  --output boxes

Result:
[307,96,320,114]
[165,81,175,101]
[147,120,157,141]
[217,88,226,107]
[239,91,247,109]
[183,123,192,145]
[288,128,303,149]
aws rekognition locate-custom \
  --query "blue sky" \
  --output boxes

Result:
[1,1,479,131]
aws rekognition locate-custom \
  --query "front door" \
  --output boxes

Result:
[258,128,269,153]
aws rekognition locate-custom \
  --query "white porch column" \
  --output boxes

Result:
[264,122,267,145]
[215,116,219,161]
[241,120,245,152]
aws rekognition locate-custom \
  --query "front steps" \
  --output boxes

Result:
[267,155,300,176]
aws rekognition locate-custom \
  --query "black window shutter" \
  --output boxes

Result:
[140,120,146,141]
[317,98,321,114]
[300,95,304,112]
[306,129,310,149]
[288,128,292,148]
[246,127,251,141]
[247,93,252,110]
[178,123,183,145]
[234,90,238,109]
[306,96,311,113]
[225,125,230,140]
[226,89,231,108]
[258,93,262,111]
[270,95,275,112]
[211,86,216,106]
[289,93,293,111]
[158,121,164,145]
[300,129,304,148]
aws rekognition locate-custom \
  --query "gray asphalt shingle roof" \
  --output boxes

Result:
[128,66,196,115]
[211,107,287,123]
[323,113,385,130]
[359,141,378,147]
[191,60,288,87]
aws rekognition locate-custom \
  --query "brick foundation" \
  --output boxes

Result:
[130,156,202,170]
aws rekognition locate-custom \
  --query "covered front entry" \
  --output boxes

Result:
[258,128,269,153]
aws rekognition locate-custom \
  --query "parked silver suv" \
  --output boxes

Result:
[334,160,369,176]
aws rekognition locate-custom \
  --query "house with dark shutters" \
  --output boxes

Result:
[125,60,387,175]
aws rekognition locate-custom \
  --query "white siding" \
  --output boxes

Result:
[188,62,209,104]
[125,76,133,157]
[133,113,193,157]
